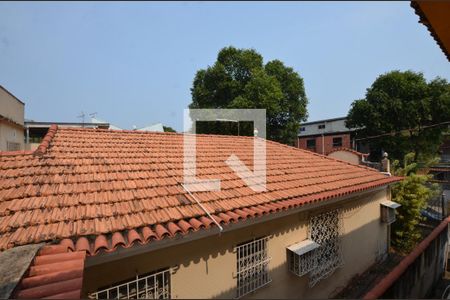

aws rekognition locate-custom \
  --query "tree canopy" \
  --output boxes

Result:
[163,125,176,133]
[391,153,439,253]
[189,46,308,145]
[346,70,450,162]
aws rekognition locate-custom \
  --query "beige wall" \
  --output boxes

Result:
[328,150,360,165]
[0,87,24,151]
[84,188,390,299]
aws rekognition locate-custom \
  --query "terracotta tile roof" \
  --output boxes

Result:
[0,126,401,255]
[327,147,369,157]
[13,244,86,299]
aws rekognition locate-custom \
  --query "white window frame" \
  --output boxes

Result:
[235,236,271,298]
[88,268,171,299]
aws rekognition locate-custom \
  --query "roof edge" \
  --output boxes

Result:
[328,147,369,157]
[411,1,450,61]
[0,85,25,105]
[34,124,58,156]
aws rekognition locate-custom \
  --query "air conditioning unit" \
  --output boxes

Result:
[381,201,401,224]
[287,239,320,277]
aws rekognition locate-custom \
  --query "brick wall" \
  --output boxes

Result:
[298,133,351,154]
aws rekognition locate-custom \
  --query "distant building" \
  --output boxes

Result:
[24,120,110,150]
[0,85,25,151]
[137,122,164,132]
[297,117,361,155]
[91,117,122,130]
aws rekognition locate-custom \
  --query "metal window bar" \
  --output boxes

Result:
[235,237,271,298]
[88,269,171,299]
[308,208,343,287]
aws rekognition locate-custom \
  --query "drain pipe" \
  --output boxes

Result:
[181,183,224,232]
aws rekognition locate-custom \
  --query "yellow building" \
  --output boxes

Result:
[0,85,25,151]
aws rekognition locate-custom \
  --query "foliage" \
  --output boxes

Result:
[346,70,450,162]
[163,126,176,133]
[189,46,308,145]
[391,153,439,253]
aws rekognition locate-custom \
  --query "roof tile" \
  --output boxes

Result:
[0,127,401,255]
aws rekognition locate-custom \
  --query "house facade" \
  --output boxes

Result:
[0,85,25,151]
[297,117,354,155]
[84,188,391,299]
[0,126,400,299]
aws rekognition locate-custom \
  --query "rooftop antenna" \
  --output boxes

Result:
[89,112,98,120]
[77,111,85,127]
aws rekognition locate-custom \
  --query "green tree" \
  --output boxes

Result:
[391,153,439,253]
[346,70,450,162]
[189,46,308,145]
[163,126,176,133]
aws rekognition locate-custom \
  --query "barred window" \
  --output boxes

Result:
[88,268,170,299]
[236,237,271,298]
[7,141,20,151]
[308,209,343,287]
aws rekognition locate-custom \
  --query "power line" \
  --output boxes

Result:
[354,121,450,141]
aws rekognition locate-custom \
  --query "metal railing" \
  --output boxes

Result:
[88,269,171,299]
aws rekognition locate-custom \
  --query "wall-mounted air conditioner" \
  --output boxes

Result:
[381,200,401,224]
[287,239,320,277]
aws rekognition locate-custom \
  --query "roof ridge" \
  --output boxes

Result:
[34,124,58,156]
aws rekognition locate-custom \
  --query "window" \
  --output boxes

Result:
[306,139,316,149]
[236,237,271,298]
[287,239,319,277]
[88,268,171,299]
[332,137,342,147]
[308,209,343,287]
[300,127,306,132]
[6,141,20,151]
[318,124,325,129]
[381,201,401,224]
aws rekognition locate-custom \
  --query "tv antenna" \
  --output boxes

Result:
[77,111,86,126]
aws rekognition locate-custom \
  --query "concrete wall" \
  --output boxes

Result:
[0,87,24,151]
[299,118,349,137]
[328,150,361,165]
[84,188,390,299]
[298,134,351,155]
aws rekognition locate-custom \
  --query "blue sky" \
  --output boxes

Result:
[0,1,449,131]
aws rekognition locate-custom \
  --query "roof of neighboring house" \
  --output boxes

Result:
[13,244,86,299]
[411,1,450,62]
[0,244,42,299]
[0,126,401,255]
[25,121,110,129]
[137,122,164,132]
[327,148,370,157]
[300,116,347,126]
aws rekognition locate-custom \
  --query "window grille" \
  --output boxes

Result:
[236,237,271,298]
[287,239,319,277]
[88,269,170,299]
[6,141,20,151]
[308,209,343,287]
